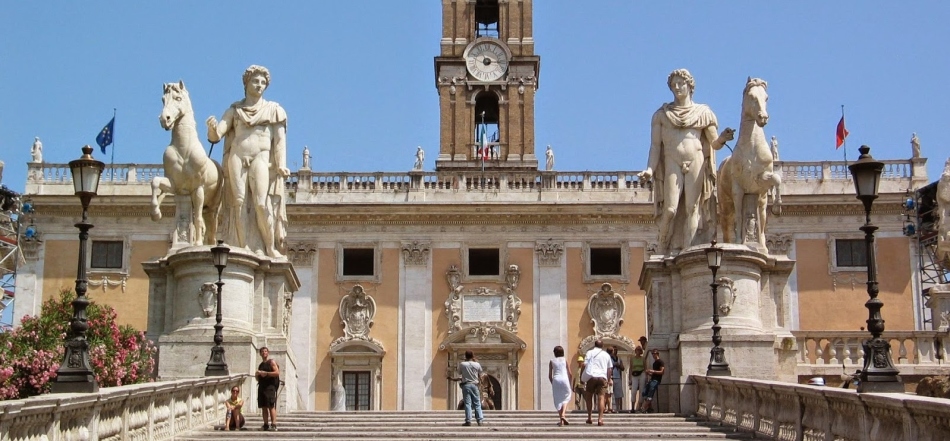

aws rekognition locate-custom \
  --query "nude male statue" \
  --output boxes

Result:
[206,65,289,258]
[639,69,734,254]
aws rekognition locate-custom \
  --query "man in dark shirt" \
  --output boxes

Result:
[638,350,665,413]
[256,347,280,431]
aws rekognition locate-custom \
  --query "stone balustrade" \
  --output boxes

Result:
[0,375,243,441]
[25,158,925,203]
[794,331,949,377]
[693,375,950,441]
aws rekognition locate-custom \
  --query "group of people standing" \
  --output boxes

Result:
[549,337,665,427]
[218,346,281,431]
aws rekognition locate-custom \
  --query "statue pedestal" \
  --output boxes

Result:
[144,245,300,412]
[639,243,797,414]
[926,284,950,331]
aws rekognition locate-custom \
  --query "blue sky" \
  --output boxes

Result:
[1,1,948,192]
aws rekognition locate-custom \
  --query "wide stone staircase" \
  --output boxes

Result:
[177,410,751,440]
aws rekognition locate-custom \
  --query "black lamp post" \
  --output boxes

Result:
[51,145,104,393]
[205,239,230,376]
[705,240,731,376]
[847,145,903,393]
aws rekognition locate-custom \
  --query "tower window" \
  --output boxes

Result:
[468,248,500,276]
[590,247,622,276]
[835,239,867,267]
[474,94,500,160]
[475,0,499,38]
[343,248,375,276]
[91,240,123,269]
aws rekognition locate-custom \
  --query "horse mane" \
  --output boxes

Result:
[744,78,768,95]
[163,81,189,98]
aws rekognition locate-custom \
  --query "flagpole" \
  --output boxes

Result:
[841,105,847,165]
[110,108,116,180]
[480,111,486,173]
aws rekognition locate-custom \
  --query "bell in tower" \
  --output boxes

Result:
[434,0,541,171]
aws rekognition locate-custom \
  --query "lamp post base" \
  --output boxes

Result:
[50,376,99,394]
[205,345,229,376]
[706,365,733,377]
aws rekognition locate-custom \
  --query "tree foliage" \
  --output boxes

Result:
[0,290,156,400]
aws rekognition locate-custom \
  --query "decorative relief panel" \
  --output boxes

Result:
[286,242,316,266]
[87,272,128,293]
[718,277,737,315]
[333,284,381,347]
[401,241,430,266]
[535,239,564,266]
[444,264,523,335]
[588,283,625,336]
[198,282,216,318]
[766,234,793,256]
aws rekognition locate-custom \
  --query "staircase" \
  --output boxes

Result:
[177,410,750,440]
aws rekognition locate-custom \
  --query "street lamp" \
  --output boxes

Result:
[51,145,104,393]
[705,240,731,376]
[847,145,903,393]
[205,239,230,376]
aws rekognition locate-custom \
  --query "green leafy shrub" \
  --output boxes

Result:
[0,290,156,400]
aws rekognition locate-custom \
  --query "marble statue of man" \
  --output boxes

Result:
[639,69,734,254]
[302,145,311,169]
[0,159,4,184]
[911,133,921,159]
[545,145,555,171]
[770,136,779,161]
[414,146,425,170]
[206,65,289,258]
[31,137,43,163]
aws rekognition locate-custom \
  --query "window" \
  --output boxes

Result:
[343,248,374,276]
[835,239,867,267]
[468,248,500,276]
[91,241,123,269]
[474,93,500,160]
[474,0,499,38]
[590,247,622,276]
[344,371,371,411]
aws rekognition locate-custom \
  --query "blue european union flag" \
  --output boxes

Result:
[96,117,115,153]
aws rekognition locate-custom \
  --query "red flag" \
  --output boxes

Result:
[835,116,849,149]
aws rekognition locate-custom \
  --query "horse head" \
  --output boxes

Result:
[160,80,193,131]
[743,77,769,127]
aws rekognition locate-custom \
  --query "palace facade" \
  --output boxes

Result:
[10,0,940,413]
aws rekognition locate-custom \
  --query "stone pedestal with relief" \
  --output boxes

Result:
[638,243,796,414]
[143,245,300,413]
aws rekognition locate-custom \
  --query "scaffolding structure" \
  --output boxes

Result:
[0,185,25,329]
[911,181,949,330]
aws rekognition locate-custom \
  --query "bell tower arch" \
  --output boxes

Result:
[434,0,540,171]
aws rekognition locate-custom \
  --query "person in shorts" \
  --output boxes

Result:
[580,339,614,426]
[256,347,280,431]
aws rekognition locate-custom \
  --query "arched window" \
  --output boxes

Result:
[475,0,499,39]
[474,93,500,160]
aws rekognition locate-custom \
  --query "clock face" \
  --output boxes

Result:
[465,41,509,82]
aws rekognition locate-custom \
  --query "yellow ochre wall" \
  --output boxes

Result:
[796,237,914,331]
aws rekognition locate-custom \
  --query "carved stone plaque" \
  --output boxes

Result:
[463,295,503,323]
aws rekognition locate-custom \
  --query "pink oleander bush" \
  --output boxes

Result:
[0,290,156,400]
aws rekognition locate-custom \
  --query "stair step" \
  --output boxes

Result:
[176,411,748,440]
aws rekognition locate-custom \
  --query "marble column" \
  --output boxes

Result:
[400,242,433,410]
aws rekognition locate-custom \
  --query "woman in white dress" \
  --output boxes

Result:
[548,345,573,426]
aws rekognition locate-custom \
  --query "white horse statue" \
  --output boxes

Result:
[150,80,223,246]
[718,77,782,247]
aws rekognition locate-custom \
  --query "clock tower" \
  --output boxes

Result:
[434,0,540,171]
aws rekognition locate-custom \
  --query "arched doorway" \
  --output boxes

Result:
[440,325,526,411]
